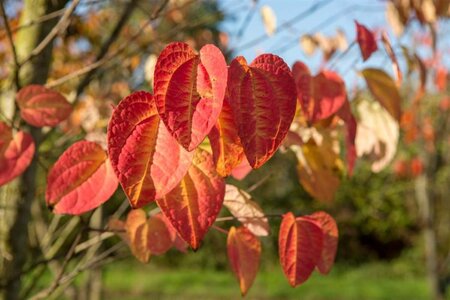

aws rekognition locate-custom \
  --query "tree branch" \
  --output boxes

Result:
[0,1,20,89]
[20,0,80,66]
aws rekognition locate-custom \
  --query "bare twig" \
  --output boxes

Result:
[0,1,21,89]
[212,225,228,235]
[20,0,80,66]
[30,233,82,300]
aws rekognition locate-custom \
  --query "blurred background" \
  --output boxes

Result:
[0,0,449,299]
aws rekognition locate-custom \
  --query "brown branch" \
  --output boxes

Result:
[0,8,65,39]
[20,0,80,66]
[74,0,141,97]
[0,1,20,89]
[212,225,229,235]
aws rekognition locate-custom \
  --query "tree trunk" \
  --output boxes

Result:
[415,175,445,300]
[0,1,67,299]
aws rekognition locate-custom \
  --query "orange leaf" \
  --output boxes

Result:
[306,211,338,275]
[228,55,297,168]
[107,91,193,208]
[154,42,227,151]
[154,213,189,253]
[0,121,35,186]
[224,184,269,236]
[279,212,323,287]
[46,140,118,215]
[208,94,244,177]
[126,209,151,263]
[16,84,72,127]
[157,149,225,250]
[292,61,346,124]
[227,226,261,296]
[293,141,342,203]
[146,213,174,255]
[355,21,378,61]
[361,68,402,121]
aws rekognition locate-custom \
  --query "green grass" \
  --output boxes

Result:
[102,260,434,300]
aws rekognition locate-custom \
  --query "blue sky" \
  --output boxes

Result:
[219,0,450,92]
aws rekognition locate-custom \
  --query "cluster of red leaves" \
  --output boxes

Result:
[0,40,365,295]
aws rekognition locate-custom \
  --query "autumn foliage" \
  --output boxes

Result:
[1,2,448,295]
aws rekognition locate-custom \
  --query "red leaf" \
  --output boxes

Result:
[208,93,244,177]
[16,84,72,127]
[0,121,35,186]
[146,213,174,255]
[154,42,227,151]
[292,62,346,124]
[157,149,225,250]
[228,55,297,168]
[107,91,193,208]
[154,213,189,253]
[279,212,323,287]
[355,21,378,61]
[227,226,261,296]
[306,211,338,275]
[46,140,118,215]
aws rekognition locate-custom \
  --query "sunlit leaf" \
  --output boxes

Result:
[0,121,35,186]
[292,61,346,124]
[361,68,402,121]
[355,21,378,61]
[305,211,338,275]
[355,99,399,172]
[126,209,151,263]
[260,5,276,36]
[46,140,118,215]
[154,42,227,151]
[231,157,253,180]
[157,149,225,250]
[16,84,72,127]
[224,184,269,236]
[228,55,297,168]
[227,226,261,296]
[107,91,193,208]
[279,212,323,287]
[208,94,244,177]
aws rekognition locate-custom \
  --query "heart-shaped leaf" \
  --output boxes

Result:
[0,121,35,186]
[46,140,118,215]
[224,184,269,236]
[227,226,261,296]
[16,84,72,127]
[292,61,346,124]
[208,92,244,177]
[228,55,296,168]
[154,42,227,151]
[107,91,193,208]
[355,21,378,61]
[305,211,338,275]
[361,68,402,121]
[279,212,323,287]
[157,149,225,250]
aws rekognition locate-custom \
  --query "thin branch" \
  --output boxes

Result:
[20,0,80,66]
[75,0,141,97]
[46,0,171,89]
[212,225,228,235]
[247,172,272,193]
[0,1,21,89]
[29,233,82,300]
[0,8,65,39]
